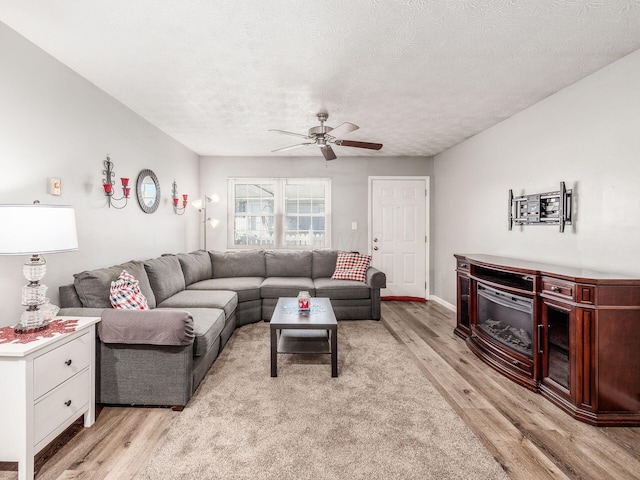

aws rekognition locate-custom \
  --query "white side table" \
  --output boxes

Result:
[0,316,100,480]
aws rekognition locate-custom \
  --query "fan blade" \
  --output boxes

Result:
[335,140,383,150]
[271,142,314,153]
[327,122,359,139]
[320,145,337,161]
[268,129,310,139]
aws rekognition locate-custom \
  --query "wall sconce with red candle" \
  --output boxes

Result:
[102,155,130,209]
[172,181,188,215]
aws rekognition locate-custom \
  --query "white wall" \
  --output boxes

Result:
[0,23,201,327]
[199,156,432,254]
[433,48,640,306]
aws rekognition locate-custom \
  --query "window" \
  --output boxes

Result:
[228,178,331,249]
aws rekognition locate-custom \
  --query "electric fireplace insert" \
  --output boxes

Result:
[476,283,534,358]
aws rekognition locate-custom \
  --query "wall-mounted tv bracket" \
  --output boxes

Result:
[509,181,572,232]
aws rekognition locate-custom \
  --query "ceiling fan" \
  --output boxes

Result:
[269,112,383,161]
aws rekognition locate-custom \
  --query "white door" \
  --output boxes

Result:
[369,177,428,300]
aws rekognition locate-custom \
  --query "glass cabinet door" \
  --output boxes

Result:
[541,300,573,395]
[455,273,471,337]
[459,275,470,329]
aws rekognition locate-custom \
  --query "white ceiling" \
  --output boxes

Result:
[2,1,640,158]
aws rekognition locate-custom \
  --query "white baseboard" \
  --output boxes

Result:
[429,295,456,312]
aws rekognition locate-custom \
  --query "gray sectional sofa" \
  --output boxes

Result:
[58,249,386,408]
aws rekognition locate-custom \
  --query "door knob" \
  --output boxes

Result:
[373,246,379,251]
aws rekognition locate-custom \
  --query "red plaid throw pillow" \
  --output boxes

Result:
[109,270,149,310]
[331,251,372,283]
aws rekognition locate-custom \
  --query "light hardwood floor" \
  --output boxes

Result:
[1,301,638,479]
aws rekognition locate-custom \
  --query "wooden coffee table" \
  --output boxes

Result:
[270,297,338,377]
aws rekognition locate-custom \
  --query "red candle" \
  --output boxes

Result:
[182,194,188,201]
[121,177,130,187]
[123,187,131,197]
[173,197,179,206]
[103,183,113,194]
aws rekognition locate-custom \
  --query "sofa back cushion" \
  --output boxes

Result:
[265,250,312,277]
[176,250,213,286]
[144,255,186,304]
[312,250,339,278]
[73,260,156,309]
[210,250,266,278]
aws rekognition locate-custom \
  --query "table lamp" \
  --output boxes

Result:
[0,202,78,333]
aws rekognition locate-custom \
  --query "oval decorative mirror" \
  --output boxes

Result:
[136,169,160,214]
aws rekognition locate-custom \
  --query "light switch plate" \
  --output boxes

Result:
[48,178,62,196]
[352,221,357,230]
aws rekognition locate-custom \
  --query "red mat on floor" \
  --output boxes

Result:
[381,296,426,302]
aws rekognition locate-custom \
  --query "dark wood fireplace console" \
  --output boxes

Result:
[455,254,640,426]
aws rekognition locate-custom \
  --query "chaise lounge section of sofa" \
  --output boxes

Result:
[59,249,386,408]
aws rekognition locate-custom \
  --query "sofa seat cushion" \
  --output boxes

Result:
[158,308,225,358]
[260,277,315,299]
[157,290,238,320]
[187,277,264,302]
[314,277,371,300]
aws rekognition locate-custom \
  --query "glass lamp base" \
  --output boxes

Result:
[14,322,49,334]
[15,307,48,334]
[14,254,51,334]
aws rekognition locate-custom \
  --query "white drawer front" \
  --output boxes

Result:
[34,332,91,399]
[34,368,90,447]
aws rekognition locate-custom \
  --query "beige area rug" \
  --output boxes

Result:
[136,321,508,480]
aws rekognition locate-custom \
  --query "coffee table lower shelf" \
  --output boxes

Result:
[277,329,331,354]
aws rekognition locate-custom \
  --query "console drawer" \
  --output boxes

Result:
[34,368,90,447]
[457,258,470,272]
[541,277,575,301]
[34,333,91,399]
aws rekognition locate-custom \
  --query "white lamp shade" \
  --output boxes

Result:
[0,204,79,255]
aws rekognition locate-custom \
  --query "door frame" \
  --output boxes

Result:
[367,176,431,299]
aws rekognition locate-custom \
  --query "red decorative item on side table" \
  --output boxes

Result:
[0,318,79,345]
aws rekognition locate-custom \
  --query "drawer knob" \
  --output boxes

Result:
[551,286,561,293]
[65,359,72,366]
[64,400,72,407]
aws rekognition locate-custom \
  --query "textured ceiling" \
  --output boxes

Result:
[2,1,640,157]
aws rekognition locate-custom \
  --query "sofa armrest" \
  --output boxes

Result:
[98,309,194,346]
[366,267,386,289]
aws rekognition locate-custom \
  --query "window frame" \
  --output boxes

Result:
[227,177,331,250]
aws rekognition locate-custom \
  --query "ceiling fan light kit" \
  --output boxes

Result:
[270,112,383,161]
